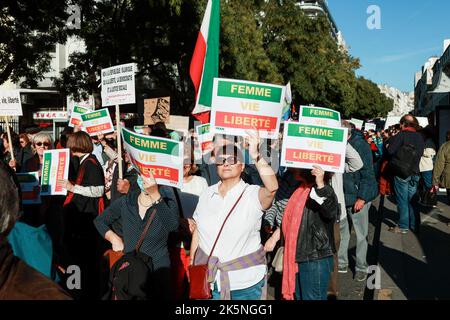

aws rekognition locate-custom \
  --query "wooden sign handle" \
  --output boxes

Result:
[5,116,15,162]
[115,105,123,179]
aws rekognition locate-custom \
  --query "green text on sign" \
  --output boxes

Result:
[288,123,344,142]
[197,124,210,135]
[217,81,282,103]
[302,107,339,121]
[123,129,179,156]
[81,109,109,121]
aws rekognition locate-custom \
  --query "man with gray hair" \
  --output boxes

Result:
[0,162,71,300]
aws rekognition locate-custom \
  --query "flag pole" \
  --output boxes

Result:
[5,116,15,162]
[115,105,123,179]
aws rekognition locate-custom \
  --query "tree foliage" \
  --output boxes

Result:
[0,0,70,87]
[50,0,392,118]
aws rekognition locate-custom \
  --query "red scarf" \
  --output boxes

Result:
[281,185,311,300]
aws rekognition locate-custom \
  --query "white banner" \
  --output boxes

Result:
[281,121,348,173]
[384,116,429,129]
[365,123,377,131]
[210,78,285,139]
[350,118,364,130]
[122,127,184,189]
[40,149,70,196]
[0,90,22,116]
[101,63,136,107]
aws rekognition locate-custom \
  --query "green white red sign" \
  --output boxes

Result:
[101,63,136,107]
[17,172,41,205]
[122,127,184,189]
[69,106,91,127]
[81,108,114,136]
[281,121,348,173]
[195,123,214,155]
[210,78,286,139]
[298,106,341,128]
[40,149,70,196]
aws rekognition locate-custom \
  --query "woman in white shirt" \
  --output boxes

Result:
[189,130,278,300]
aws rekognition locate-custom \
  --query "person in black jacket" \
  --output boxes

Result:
[60,131,107,300]
[264,166,338,300]
[387,114,425,234]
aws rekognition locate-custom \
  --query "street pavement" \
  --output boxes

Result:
[375,193,450,300]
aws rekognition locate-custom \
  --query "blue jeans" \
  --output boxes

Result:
[212,278,265,300]
[421,171,433,191]
[394,175,420,230]
[295,256,334,300]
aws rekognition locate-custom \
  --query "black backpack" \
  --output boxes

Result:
[389,143,419,179]
[104,209,156,300]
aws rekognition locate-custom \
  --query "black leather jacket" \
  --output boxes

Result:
[295,185,338,263]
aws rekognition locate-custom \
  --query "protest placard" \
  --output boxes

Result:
[40,149,70,196]
[122,127,184,189]
[101,63,136,107]
[195,123,214,155]
[210,78,286,139]
[143,97,170,125]
[365,123,377,131]
[0,90,22,116]
[298,106,341,128]
[17,172,41,205]
[166,116,189,134]
[281,121,348,173]
[67,96,94,116]
[69,106,91,127]
[384,116,428,129]
[350,118,364,130]
[81,108,114,136]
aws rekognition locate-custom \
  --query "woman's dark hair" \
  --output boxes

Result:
[150,122,170,139]
[0,163,19,236]
[67,131,94,154]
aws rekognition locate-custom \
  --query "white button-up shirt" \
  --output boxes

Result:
[193,179,266,291]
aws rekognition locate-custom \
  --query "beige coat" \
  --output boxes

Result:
[433,141,450,188]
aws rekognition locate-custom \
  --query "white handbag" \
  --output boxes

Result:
[271,246,284,273]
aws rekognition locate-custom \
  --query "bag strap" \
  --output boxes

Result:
[136,208,157,252]
[64,156,97,207]
[206,186,248,264]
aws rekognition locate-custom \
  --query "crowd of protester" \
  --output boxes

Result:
[1,113,449,301]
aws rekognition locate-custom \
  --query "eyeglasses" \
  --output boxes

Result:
[35,142,51,147]
[216,156,239,166]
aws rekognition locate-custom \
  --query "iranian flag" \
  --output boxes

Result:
[190,0,220,124]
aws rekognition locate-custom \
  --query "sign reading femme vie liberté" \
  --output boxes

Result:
[122,127,184,189]
[69,106,91,127]
[298,106,341,128]
[210,78,286,139]
[40,149,70,196]
[101,63,136,107]
[81,108,115,136]
[281,122,348,173]
[195,123,214,155]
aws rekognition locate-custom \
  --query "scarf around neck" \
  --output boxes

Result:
[281,185,311,300]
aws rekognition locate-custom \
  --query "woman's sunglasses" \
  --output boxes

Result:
[216,156,239,166]
[35,142,51,147]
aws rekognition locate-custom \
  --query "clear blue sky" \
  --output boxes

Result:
[327,0,450,93]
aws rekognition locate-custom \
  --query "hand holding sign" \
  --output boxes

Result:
[311,165,325,189]
[246,127,261,162]
[142,170,158,195]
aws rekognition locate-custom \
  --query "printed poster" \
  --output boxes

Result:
[40,149,70,196]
